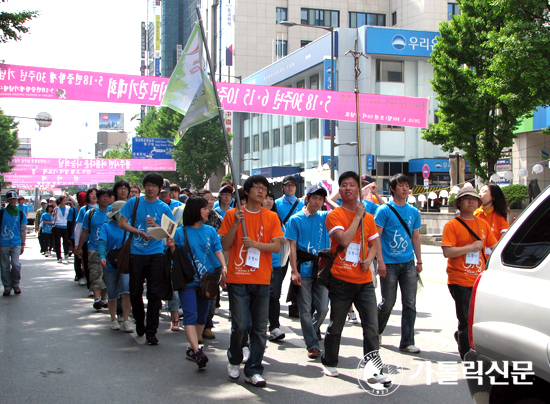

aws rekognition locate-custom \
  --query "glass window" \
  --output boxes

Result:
[244,137,250,154]
[284,126,292,145]
[448,3,461,20]
[349,12,386,28]
[301,8,339,27]
[253,134,259,152]
[300,40,312,48]
[273,128,280,147]
[376,60,403,82]
[376,124,404,131]
[262,131,269,150]
[297,80,305,88]
[502,196,550,268]
[276,7,288,24]
[276,39,288,58]
[296,122,305,142]
[310,119,319,139]
[392,11,397,26]
[310,74,319,90]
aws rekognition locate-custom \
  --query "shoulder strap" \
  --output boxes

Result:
[386,204,412,240]
[282,199,300,225]
[182,225,200,278]
[87,207,96,227]
[0,209,3,224]
[131,196,139,227]
[454,217,487,265]
[19,210,24,225]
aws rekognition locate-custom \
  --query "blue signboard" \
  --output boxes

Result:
[409,158,471,173]
[251,166,300,178]
[154,58,161,77]
[365,27,439,58]
[366,155,375,171]
[132,138,175,159]
[322,155,338,170]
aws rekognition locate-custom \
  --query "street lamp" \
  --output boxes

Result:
[279,20,336,180]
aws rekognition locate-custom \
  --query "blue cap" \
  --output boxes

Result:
[306,183,328,197]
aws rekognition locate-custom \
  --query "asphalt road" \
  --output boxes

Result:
[0,235,473,404]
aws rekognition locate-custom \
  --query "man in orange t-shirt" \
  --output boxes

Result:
[442,187,498,359]
[321,171,389,386]
[219,175,284,388]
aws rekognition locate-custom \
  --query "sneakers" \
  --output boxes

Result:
[399,345,421,353]
[214,307,219,315]
[110,320,120,331]
[136,322,145,337]
[64,254,69,260]
[122,320,135,333]
[269,328,285,341]
[3,289,11,297]
[170,320,180,332]
[93,298,103,310]
[227,363,241,379]
[178,308,183,318]
[194,347,209,369]
[245,374,266,387]
[367,373,392,387]
[308,348,320,359]
[100,299,108,308]
[323,365,339,377]
[13,286,21,295]
[88,290,94,297]
[146,334,158,345]
[57,259,63,263]
[202,328,215,339]
[186,347,195,361]
[347,311,359,324]
[242,346,250,364]
[78,278,86,286]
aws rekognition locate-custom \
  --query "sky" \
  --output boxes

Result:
[1,0,149,158]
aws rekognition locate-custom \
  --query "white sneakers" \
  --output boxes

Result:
[347,311,359,324]
[269,328,285,341]
[122,320,135,333]
[399,345,421,353]
[227,363,241,379]
[323,365,339,377]
[242,346,250,364]
[110,320,120,331]
[245,374,266,387]
[78,278,86,286]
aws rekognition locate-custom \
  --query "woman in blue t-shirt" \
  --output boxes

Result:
[167,197,226,369]
[40,204,54,257]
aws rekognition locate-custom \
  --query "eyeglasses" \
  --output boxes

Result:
[251,185,268,192]
[461,196,479,202]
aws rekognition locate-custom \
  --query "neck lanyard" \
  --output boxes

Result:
[244,208,263,242]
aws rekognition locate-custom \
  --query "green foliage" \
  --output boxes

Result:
[502,184,529,209]
[0,109,20,185]
[222,172,232,183]
[135,107,231,188]
[0,2,39,43]
[423,0,549,181]
[448,193,456,206]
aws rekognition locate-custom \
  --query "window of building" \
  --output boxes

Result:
[284,126,292,145]
[300,40,312,48]
[376,60,404,82]
[310,119,319,139]
[349,12,386,28]
[244,137,250,154]
[276,39,288,58]
[262,131,269,150]
[376,124,404,131]
[253,134,259,152]
[297,80,305,88]
[310,74,319,90]
[301,8,339,27]
[448,3,460,19]
[276,7,288,24]
[273,128,281,147]
[392,11,397,26]
[296,122,305,142]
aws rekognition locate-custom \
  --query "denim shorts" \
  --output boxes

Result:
[103,270,130,301]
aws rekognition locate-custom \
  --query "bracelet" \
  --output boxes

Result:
[222,266,228,270]
[416,262,422,265]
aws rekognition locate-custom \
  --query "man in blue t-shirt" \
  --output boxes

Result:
[118,172,175,345]
[17,196,28,215]
[286,183,331,359]
[76,188,111,310]
[159,178,183,210]
[374,173,423,354]
[214,184,234,219]
[1,191,27,296]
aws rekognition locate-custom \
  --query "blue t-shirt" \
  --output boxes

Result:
[168,199,183,209]
[214,206,228,219]
[374,201,421,264]
[119,196,175,255]
[82,207,110,251]
[98,219,128,272]
[173,224,222,287]
[285,209,330,277]
[41,213,53,234]
[275,196,305,231]
[0,209,27,247]
[18,204,28,215]
[336,198,379,216]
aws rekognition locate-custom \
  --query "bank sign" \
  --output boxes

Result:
[365,27,439,58]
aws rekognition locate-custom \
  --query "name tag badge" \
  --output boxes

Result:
[245,247,261,269]
[465,250,480,265]
[345,242,361,264]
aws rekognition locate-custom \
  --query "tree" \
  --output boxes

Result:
[423,0,544,181]
[135,107,231,188]
[0,108,20,177]
[0,1,39,43]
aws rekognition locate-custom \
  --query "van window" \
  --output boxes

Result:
[502,196,550,268]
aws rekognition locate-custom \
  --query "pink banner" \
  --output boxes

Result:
[10,158,176,171]
[5,174,115,184]
[1,64,429,127]
[4,167,125,176]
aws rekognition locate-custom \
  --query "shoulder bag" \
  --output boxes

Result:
[316,245,344,288]
[454,217,487,265]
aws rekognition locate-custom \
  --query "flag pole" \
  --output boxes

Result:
[195,7,247,236]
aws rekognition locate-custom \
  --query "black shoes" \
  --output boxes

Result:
[146,334,158,345]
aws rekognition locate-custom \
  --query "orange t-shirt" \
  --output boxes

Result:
[474,206,509,241]
[325,206,379,284]
[218,206,284,285]
[441,216,498,287]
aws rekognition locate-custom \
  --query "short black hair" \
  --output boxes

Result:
[46,204,54,213]
[85,188,98,204]
[182,196,208,226]
[196,188,212,197]
[96,188,110,199]
[389,173,410,197]
[56,195,67,205]
[142,172,163,189]
[113,180,130,200]
[170,184,181,193]
[243,175,269,193]
[338,171,360,187]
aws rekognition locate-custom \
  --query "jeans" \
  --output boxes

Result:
[0,245,22,290]
[377,260,418,348]
[297,277,329,350]
[227,283,270,376]
[268,266,283,331]
[448,284,472,360]
[321,275,379,368]
[129,254,164,336]
[103,270,130,301]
